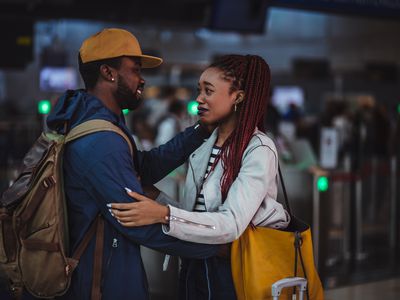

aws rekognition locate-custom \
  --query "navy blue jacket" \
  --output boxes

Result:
[46,90,218,300]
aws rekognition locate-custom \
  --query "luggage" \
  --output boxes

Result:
[272,277,308,300]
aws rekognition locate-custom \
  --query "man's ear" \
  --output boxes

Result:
[100,64,116,82]
[235,90,245,105]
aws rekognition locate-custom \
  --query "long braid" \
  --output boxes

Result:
[209,55,271,201]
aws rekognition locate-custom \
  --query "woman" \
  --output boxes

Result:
[110,54,290,299]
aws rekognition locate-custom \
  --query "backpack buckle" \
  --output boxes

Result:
[43,176,56,188]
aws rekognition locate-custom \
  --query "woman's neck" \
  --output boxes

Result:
[216,114,237,147]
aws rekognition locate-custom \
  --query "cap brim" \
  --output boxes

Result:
[139,55,163,68]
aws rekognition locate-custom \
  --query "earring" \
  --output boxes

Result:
[234,103,237,112]
[111,78,115,82]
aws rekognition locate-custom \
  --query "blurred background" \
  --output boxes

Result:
[0,0,400,299]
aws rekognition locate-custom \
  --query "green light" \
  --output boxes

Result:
[38,100,51,115]
[122,109,130,115]
[187,101,199,116]
[397,104,400,114]
[317,176,329,192]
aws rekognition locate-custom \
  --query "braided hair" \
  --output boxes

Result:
[209,54,271,201]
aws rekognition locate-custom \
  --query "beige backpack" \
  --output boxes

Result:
[0,120,133,299]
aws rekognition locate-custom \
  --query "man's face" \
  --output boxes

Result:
[113,57,145,110]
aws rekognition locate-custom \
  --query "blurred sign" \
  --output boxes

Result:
[269,0,400,18]
[39,67,78,92]
[320,127,339,169]
[272,86,305,115]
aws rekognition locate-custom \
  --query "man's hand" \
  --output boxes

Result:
[198,120,217,134]
[142,185,161,200]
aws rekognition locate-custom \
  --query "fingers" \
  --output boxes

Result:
[115,216,137,222]
[110,208,137,218]
[127,191,152,202]
[117,220,139,227]
[108,202,133,210]
[107,192,148,210]
[109,209,139,223]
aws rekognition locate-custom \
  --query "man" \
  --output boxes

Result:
[46,28,218,299]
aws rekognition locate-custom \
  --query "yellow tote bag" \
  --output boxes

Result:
[231,217,324,300]
[231,167,324,300]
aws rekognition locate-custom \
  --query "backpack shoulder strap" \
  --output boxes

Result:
[64,119,133,156]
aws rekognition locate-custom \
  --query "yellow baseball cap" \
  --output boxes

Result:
[79,28,163,68]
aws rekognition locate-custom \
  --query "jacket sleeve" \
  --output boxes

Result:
[162,145,290,244]
[136,123,209,185]
[156,191,183,208]
[80,133,218,259]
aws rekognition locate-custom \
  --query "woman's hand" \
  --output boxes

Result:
[109,191,169,227]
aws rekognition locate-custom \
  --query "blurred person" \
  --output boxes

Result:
[320,99,352,164]
[109,54,290,299]
[145,86,176,129]
[264,102,281,137]
[35,28,221,300]
[129,111,156,150]
[154,99,186,146]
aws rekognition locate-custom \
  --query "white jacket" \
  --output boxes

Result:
[158,128,290,244]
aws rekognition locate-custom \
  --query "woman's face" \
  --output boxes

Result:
[196,67,240,125]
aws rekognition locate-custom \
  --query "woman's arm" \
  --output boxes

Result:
[162,145,288,244]
[110,144,289,244]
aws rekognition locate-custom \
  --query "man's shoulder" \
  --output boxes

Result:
[67,130,131,161]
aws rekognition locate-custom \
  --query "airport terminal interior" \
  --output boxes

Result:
[1,0,400,299]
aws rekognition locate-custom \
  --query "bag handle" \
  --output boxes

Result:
[278,163,292,216]
[279,166,310,300]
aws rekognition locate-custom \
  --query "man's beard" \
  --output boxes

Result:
[114,75,144,110]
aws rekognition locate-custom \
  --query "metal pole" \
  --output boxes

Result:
[355,178,367,260]
[390,156,397,251]
[312,174,320,269]
[369,157,377,222]
[343,155,351,260]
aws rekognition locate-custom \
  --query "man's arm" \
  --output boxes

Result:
[80,132,218,259]
[137,122,211,185]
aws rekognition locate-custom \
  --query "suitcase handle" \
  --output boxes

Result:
[272,277,307,300]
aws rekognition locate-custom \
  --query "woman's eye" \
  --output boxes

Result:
[205,88,213,95]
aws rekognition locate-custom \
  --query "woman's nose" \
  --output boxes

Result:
[196,94,204,104]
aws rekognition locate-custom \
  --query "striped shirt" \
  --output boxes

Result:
[193,145,221,212]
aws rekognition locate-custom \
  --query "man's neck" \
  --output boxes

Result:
[88,87,121,116]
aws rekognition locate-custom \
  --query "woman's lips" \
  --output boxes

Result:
[197,107,208,116]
